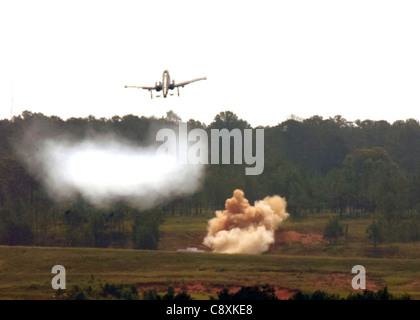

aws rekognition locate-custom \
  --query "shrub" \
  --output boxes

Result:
[323,218,343,243]
[218,285,278,300]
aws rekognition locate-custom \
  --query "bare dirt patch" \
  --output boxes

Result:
[311,272,378,292]
[276,229,324,244]
[136,281,298,300]
[269,228,325,252]
[407,280,420,291]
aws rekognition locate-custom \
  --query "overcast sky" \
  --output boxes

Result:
[0,0,419,127]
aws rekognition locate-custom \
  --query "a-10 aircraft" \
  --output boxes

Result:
[125,70,206,99]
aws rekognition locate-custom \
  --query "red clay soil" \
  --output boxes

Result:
[136,282,298,300]
[276,229,324,244]
[311,272,378,293]
[269,228,325,252]
[136,272,378,300]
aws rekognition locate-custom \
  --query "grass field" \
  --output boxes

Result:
[1,213,420,299]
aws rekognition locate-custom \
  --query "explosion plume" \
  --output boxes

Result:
[203,189,289,254]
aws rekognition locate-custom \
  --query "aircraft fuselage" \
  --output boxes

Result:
[162,70,170,98]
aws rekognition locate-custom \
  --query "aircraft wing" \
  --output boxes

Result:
[124,85,156,90]
[174,77,207,88]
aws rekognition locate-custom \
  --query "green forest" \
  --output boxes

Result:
[0,110,419,249]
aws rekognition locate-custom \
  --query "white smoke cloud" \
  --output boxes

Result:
[19,134,204,209]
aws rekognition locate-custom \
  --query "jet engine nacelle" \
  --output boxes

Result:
[155,81,162,91]
[169,80,175,90]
